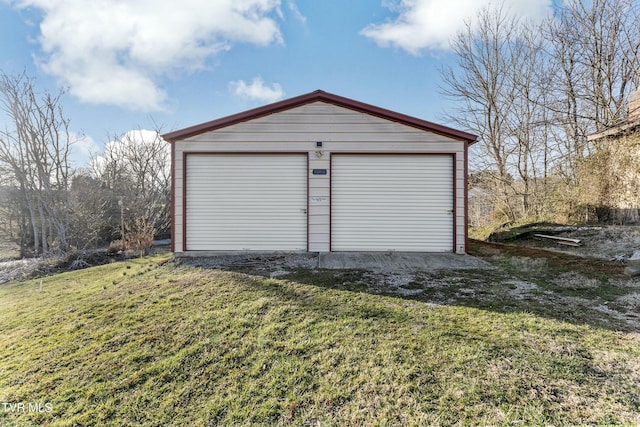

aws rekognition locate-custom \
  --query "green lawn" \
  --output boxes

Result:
[0,254,639,426]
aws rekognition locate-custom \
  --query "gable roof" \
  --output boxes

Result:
[162,90,477,144]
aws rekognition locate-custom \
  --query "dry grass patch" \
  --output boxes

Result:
[551,271,602,290]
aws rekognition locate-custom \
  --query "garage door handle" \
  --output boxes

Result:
[447,209,454,214]
[301,209,307,214]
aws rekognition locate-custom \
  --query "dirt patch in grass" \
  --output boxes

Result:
[468,239,625,276]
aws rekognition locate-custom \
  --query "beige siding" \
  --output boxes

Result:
[308,156,330,252]
[172,101,467,253]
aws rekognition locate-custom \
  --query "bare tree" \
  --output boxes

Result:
[0,72,75,256]
[441,5,552,221]
[444,0,640,226]
[504,22,555,216]
[442,6,516,182]
[91,128,170,246]
[0,73,171,255]
[65,170,116,250]
[545,0,640,180]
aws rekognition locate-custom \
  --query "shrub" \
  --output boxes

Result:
[108,239,125,254]
[124,217,156,255]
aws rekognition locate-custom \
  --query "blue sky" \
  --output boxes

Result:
[0,0,553,166]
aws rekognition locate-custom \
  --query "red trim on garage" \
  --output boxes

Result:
[329,154,333,252]
[170,142,175,253]
[306,154,310,252]
[182,152,309,251]
[162,90,478,144]
[182,153,187,251]
[464,143,469,253]
[452,155,457,253]
[330,152,457,253]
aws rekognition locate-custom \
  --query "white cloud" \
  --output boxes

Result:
[92,129,170,175]
[361,0,553,54]
[9,0,284,111]
[287,0,307,23]
[229,77,285,103]
[71,133,100,167]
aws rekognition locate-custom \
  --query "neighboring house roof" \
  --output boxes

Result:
[587,119,640,141]
[589,89,640,141]
[162,89,478,144]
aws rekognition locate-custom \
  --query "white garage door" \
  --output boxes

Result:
[332,154,453,252]
[185,154,307,251]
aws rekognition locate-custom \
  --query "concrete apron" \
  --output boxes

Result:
[175,251,495,272]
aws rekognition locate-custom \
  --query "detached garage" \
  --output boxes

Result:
[163,90,477,254]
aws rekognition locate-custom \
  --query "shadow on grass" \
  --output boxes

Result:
[179,240,639,333]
